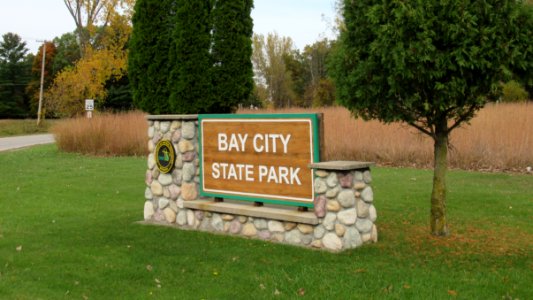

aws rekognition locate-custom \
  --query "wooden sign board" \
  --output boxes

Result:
[199,114,320,207]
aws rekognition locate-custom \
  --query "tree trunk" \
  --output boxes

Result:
[430,117,449,236]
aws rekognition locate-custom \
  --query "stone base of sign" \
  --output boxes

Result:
[183,200,319,224]
[143,115,378,252]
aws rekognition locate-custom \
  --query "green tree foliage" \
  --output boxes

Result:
[508,3,533,98]
[245,82,267,108]
[129,0,255,114]
[169,0,213,113]
[331,0,533,236]
[129,0,175,114]
[283,49,309,106]
[210,0,254,113]
[501,80,529,102]
[0,33,32,118]
[311,78,336,107]
[52,32,81,73]
[102,76,133,111]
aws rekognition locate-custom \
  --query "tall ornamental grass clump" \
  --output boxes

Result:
[52,111,147,156]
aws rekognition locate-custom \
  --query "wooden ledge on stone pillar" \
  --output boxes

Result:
[183,199,319,225]
[308,161,375,171]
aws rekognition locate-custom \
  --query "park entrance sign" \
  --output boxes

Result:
[144,114,378,251]
[199,114,320,207]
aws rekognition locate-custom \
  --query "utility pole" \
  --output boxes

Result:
[36,40,46,126]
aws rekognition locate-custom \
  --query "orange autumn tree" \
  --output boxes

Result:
[46,5,132,117]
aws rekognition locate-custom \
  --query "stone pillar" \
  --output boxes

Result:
[309,161,378,250]
[144,115,200,224]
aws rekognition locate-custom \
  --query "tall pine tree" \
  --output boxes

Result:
[211,0,254,113]
[129,0,175,114]
[0,33,31,118]
[169,0,213,114]
[129,0,255,114]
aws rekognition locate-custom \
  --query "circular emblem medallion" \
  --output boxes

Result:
[155,140,176,173]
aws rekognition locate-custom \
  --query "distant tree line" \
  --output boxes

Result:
[0,0,135,119]
[252,34,336,109]
[0,33,33,118]
[1,0,532,119]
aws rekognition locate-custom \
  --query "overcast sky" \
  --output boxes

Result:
[0,0,338,54]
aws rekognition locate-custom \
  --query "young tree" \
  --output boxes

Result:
[63,0,134,56]
[310,78,335,107]
[52,32,81,73]
[303,39,331,88]
[303,39,335,107]
[129,0,175,114]
[331,0,533,236]
[252,33,296,108]
[0,33,32,118]
[168,0,213,113]
[283,49,309,107]
[211,0,254,113]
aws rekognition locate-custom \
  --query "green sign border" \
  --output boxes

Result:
[198,113,320,208]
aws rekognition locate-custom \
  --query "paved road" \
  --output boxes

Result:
[0,134,55,152]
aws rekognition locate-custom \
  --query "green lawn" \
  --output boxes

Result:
[0,119,57,137]
[0,145,531,299]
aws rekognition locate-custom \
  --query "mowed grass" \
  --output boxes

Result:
[0,119,58,137]
[0,145,531,299]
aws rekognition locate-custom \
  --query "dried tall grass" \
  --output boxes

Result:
[51,103,532,169]
[52,111,147,156]
[240,103,533,172]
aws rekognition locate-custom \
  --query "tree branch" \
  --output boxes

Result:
[63,0,81,28]
[407,121,434,138]
[447,103,478,134]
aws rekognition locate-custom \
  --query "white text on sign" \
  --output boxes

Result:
[212,132,300,185]
[217,133,292,153]
[211,162,301,185]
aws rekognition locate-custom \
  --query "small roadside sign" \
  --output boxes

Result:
[85,99,94,111]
